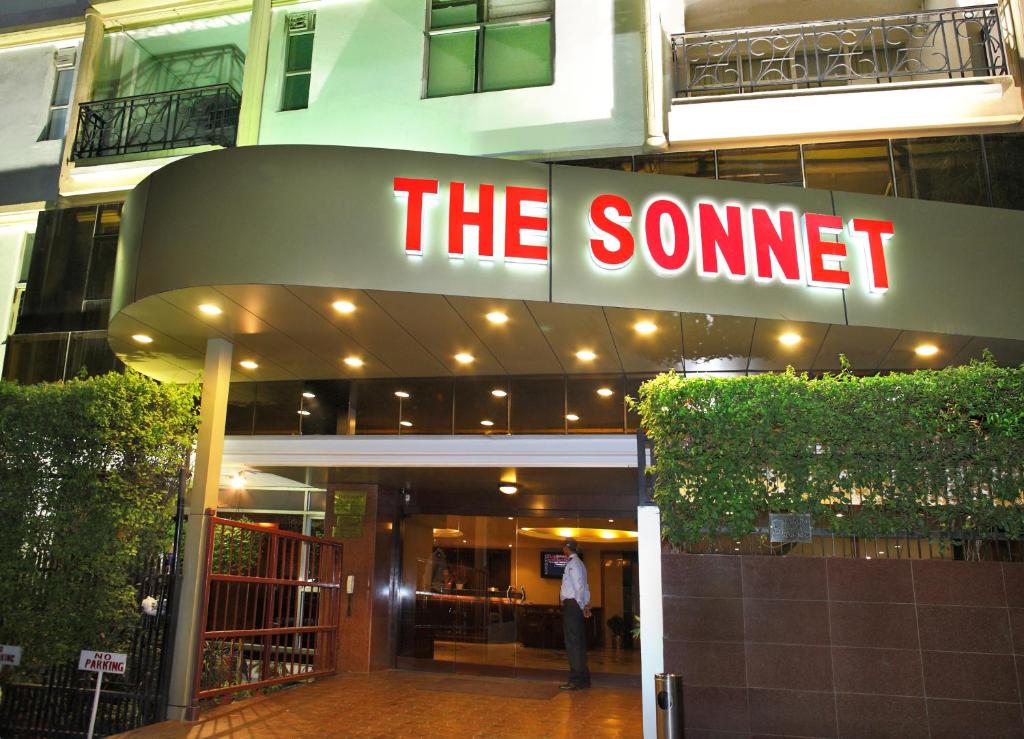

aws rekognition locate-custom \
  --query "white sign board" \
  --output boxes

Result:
[78,650,127,675]
[0,644,22,667]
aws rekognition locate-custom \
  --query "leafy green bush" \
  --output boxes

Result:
[632,357,1024,547]
[0,371,198,673]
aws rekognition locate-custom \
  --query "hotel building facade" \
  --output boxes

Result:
[2,0,1024,736]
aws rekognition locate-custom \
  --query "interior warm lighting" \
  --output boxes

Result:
[432,528,462,538]
[480,419,495,427]
[575,349,596,361]
[344,356,364,367]
[332,300,356,314]
[491,389,507,398]
[634,320,657,335]
[302,391,315,399]
[558,528,575,537]
[596,387,614,397]
[400,420,413,427]
[394,391,410,398]
[507,516,514,520]
[198,304,222,316]
[131,334,153,344]
[499,485,518,495]
[228,473,245,490]
[485,311,509,325]
[454,353,475,364]
[779,332,802,346]
[520,527,639,543]
[297,410,310,416]
[915,344,939,357]
[600,531,615,539]
[239,360,258,370]
[565,413,580,422]
[608,519,614,523]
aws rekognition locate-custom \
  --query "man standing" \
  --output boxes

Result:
[559,538,591,690]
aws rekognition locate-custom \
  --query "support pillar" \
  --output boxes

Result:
[57,7,104,193]
[236,0,273,146]
[166,339,233,721]
[637,504,665,739]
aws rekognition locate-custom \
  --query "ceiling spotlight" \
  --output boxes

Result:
[634,320,657,335]
[608,519,614,523]
[131,334,153,344]
[302,391,315,399]
[480,419,495,427]
[575,349,596,361]
[485,311,508,325]
[507,516,514,520]
[239,360,258,370]
[499,485,518,495]
[332,300,356,314]
[454,353,475,364]
[779,332,801,346]
[596,387,614,397]
[557,528,574,537]
[394,391,410,398]
[198,304,222,316]
[400,420,413,427]
[566,413,580,422]
[491,389,507,398]
[297,410,311,416]
[344,356,364,367]
[228,472,246,490]
[915,344,939,357]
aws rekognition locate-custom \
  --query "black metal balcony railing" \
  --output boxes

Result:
[672,5,1007,98]
[72,83,241,160]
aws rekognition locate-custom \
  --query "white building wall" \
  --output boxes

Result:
[258,0,645,158]
[0,225,30,371]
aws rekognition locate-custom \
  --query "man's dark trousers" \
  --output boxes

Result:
[562,599,591,687]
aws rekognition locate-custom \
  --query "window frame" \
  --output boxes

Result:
[281,11,316,112]
[43,50,77,141]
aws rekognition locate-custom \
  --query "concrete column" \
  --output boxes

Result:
[58,7,104,192]
[166,339,233,721]
[637,504,665,739]
[236,0,273,146]
[641,0,668,152]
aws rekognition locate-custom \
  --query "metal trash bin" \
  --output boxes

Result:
[654,672,684,739]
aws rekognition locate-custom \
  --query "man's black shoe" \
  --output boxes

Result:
[559,682,579,690]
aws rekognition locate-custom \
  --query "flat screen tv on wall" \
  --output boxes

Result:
[540,550,569,579]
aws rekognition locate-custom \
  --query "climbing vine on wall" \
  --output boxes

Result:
[631,357,1024,547]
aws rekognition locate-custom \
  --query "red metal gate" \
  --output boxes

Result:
[192,512,343,702]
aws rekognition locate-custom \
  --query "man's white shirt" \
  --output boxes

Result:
[559,553,590,607]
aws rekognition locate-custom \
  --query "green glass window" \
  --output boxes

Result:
[282,12,315,111]
[803,140,895,197]
[481,21,552,91]
[431,0,480,29]
[286,32,314,73]
[426,30,478,97]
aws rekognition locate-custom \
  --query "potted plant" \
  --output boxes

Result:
[606,614,628,650]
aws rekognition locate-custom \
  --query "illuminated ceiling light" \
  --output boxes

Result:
[239,360,258,370]
[344,356,364,367]
[600,531,615,539]
[485,311,509,325]
[432,528,462,538]
[454,353,475,364]
[198,304,222,316]
[480,419,495,427]
[491,389,507,398]
[297,410,311,416]
[131,334,153,344]
[302,391,315,399]
[565,413,580,422]
[332,300,356,314]
[399,420,413,428]
[915,344,939,357]
[394,391,410,398]
[634,320,657,335]
[520,526,639,543]
[596,387,614,397]
[575,349,596,361]
[779,332,802,346]
[228,472,245,490]
[557,528,575,537]
[499,485,518,495]
[608,519,614,523]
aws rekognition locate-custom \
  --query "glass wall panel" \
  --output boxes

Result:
[253,381,303,435]
[892,136,988,206]
[426,30,478,97]
[624,375,655,433]
[566,376,625,433]
[2,334,67,384]
[454,377,509,434]
[509,377,565,433]
[354,379,454,434]
[298,380,350,435]
[225,382,256,435]
[717,145,802,186]
[481,21,552,91]
[636,151,716,179]
[560,157,634,172]
[65,332,122,378]
[803,140,895,196]
[983,134,1024,210]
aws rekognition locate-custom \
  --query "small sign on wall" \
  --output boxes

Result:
[0,644,22,667]
[330,490,367,539]
[769,513,813,544]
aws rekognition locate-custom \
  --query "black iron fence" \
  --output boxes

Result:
[0,552,178,738]
[72,83,241,160]
[672,5,1007,98]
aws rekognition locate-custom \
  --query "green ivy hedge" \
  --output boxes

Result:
[632,357,1024,547]
[0,371,198,674]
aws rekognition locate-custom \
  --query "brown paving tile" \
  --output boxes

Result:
[1011,608,1024,654]
[662,553,742,599]
[682,685,750,733]
[828,558,914,603]
[745,643,833,692]
[927,698,1024,739]
[917,604,1013,654]
[835,693,928,739]
[831,646,924,696]
[829,601,919,649]
[921,650,1020,702]
[912,560,1006,607]
[1005,563,1024,608]
[747,688,836,738]
[663,595,744,642]
[663,639,747,688]
[741,556,827,601]
[743,597,829,645]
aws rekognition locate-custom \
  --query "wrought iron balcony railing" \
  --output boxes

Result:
[672,5,1008,99]
[72,83,241,161]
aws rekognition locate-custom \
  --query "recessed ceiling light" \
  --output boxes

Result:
[198,304,222,316]
[131,334,153,344]
[508,516,514,520]
[332,300,356,314]
[634,320,657,335]
[302,391,315,399]
[394,391,410,398]
[491,389,507,398]
[499,485,518,495]
[557,528,574,537]
[480,419,494,427]
[779,332,801,346]
[454,353,475,364]
[575,349,596,361]
[485,311,508,325]
[596,387,614,397]
[566,413,580,422]
[228,473,245,490]
[915,344,939,357]
[297,410,310,416]
[608,519,614,523]
[400,420,412,427]
[239,360,258,370]
[344,356,364,367]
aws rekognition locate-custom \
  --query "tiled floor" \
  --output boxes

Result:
[118,670,643,739]
[431,642,643,674]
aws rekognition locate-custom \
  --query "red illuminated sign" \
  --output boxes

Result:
[393,178,895,292]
